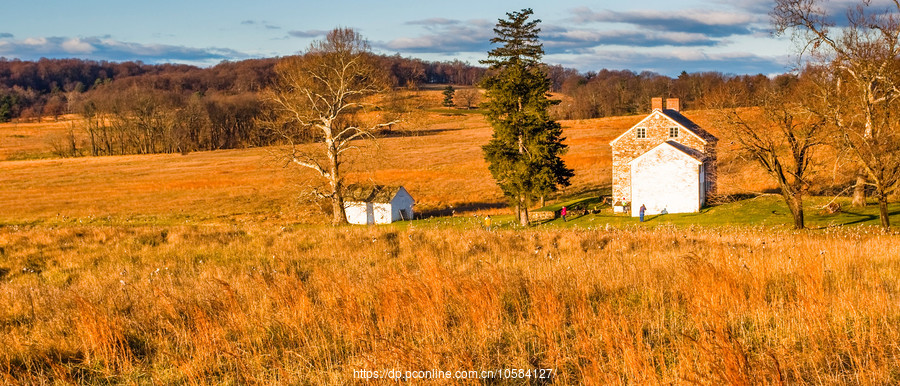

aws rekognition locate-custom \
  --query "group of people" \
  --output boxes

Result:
[479,203,658,228]
[559,204,655,222]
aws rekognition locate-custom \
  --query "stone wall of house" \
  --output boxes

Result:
[702,142,718,197]
[611,111,707,203]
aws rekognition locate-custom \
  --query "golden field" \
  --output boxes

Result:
[2,224,900,383]
[2,91,894,383]
[0,94,774,225]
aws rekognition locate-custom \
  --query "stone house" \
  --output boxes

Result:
[609,98,717,216]
[343,184,415,224]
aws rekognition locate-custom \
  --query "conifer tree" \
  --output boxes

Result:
[442,85,455,107]
[481,8,573,225]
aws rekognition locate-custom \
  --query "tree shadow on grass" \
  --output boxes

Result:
[706,192,764,207]
[378,127,464,138]
[417,202,507,219]
[832,209,900,226]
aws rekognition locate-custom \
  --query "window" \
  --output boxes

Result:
[669,127,679,138]
[636,127,647,139]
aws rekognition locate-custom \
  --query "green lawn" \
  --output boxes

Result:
[22,193,891,231]
[535,195,900,229]
[394,194,900,231]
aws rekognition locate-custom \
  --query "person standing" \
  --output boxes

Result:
[639,204,646,222]
[561,206,567,222]
[484,215,492,230]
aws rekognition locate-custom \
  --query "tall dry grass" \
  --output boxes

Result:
[1,224,899,383]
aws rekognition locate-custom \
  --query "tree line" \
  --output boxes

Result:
[0,56,487,123]
[0,56,488,158]
[1,56,790,127]
[548,68,776,119]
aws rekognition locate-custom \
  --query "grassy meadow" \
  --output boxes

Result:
[2,90,900,383]
[3,224,900,383]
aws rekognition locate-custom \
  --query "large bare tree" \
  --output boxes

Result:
[774,0,900,228]
[715,73,829,229]
[263,28,396,224]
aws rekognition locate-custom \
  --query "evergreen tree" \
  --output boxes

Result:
[480,8,573,225]
[442,85,455,107]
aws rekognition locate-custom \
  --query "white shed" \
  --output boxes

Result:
[629,141,706,217]
[343,185,415,225]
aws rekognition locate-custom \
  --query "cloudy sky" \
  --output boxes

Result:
[0,0,796,76]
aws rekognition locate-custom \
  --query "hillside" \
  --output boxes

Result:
[1,89,858,226]
[0,106,767,226]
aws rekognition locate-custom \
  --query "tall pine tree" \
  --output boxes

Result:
[481,8,573,225]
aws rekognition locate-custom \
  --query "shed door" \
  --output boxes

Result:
[366,203,374,225]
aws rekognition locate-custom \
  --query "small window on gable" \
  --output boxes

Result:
[669,127,679,138]
[636,127,647,139]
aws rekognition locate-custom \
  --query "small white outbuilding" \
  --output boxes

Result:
[343,185,415,225]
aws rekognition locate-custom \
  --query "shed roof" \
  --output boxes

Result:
[344,184,407,203]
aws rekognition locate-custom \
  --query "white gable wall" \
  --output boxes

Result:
[344,187,415,224]
[347,202,393,224]
[630,145,701,217]
[373,203,392,224]
[389,188,415,222]
[345,201,374,225]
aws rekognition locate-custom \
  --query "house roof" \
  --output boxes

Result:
[344,184,409,203]
[628,141,703,166]
[660,109,717,142]
[609,109,717,146]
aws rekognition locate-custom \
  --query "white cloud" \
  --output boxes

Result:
[377,19,493,53]
[287,30,327,38]
[547,47,790,76]
[0,36,247,64]
[23,37,47,46]
[61,38,95,54]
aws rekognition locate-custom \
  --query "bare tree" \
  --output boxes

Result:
[825,62,900,228]
[774,0,900,225]
[715,72,829,229]
[455,87,482,109]
[262,28,397,224]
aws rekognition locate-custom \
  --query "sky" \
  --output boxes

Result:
[0,0,800,76]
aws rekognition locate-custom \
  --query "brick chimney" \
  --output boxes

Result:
[666,98,680,112]
[651,97,663,111]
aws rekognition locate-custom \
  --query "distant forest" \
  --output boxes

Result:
[0,56,782,156]
[0,56,484,121]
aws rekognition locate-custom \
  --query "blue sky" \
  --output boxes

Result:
[0,0,795,76]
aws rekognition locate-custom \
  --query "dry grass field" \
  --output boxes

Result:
[0,92,776,225]
[2,225,899,383]
[2,90,896,383]
[0,115,88,161]
[0,109,506,224]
